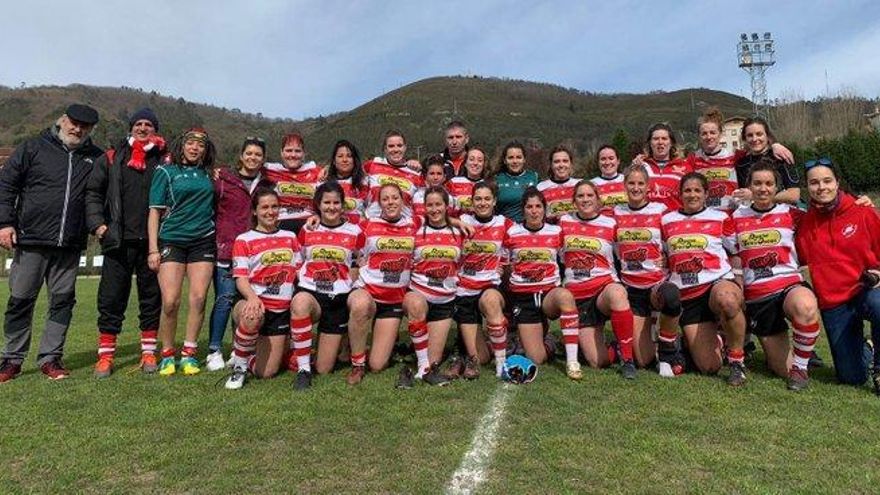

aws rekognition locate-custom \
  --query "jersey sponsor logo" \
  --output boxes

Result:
[601,193,627,206]
[420,246,457,260]
[378,256,409,284]
[570,253,596,277]
[516,249,552,262]
[378,175,413,190]
[565,236,601,252]
[424,266,452,287]
[260,249,294,265]
[617,228,652,243]
[376,237,414,251]
[549,201,575,215]
[708,183,726,200]
[738,230,781,248]
[668,235,708,252]
[277,182,315,197]
[261,270,288,295]
[344,198,358,211]
[622,247,648,271]
[519,266,549,283]
[674,256,704,285]
[747,251,778,280]
[842,223,857,238]
[463,240,497,255]
[702,168,731,180]
[458,197,473,209]
[310,246,346,262]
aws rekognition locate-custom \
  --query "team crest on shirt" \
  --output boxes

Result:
[738,230,782,248]
[517,249,552,262]
[565,236,601,252]
[842,223,857,238]
[376,237,414,251]
[617,228,652,242]
[668,235,708,252]
[311,246,346,262]
[260,249,294,265]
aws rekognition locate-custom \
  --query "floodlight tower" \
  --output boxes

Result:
[737,32,775,116]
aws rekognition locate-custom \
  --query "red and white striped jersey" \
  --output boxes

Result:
[613,202,669,289]
[323,177,367,224]
[662,207,735,300]
[504,223,563,293]
[410,225,462,304]
[447,176,480,216]
[537,178,580,220]
[364,157,424,219]
[263,161,321,221]
[687,149,745,214]
[645,157,693,212]
[559,213,618,299]
[355,216,419,304]
[232,229,303,312]
[591,174,627,215]
[730,203,804,301]
[458,214,513,296]
[297,221,365,296]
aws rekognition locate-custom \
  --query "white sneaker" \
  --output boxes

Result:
[225,354,235,369]
[205,351,226,372]
[658,361,675,378]
[225,365,247,390]
[566,361,583,380]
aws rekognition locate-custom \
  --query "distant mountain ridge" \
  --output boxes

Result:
[0,76,753,169]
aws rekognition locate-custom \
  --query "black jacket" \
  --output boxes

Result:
[0,127,103,249]
[86,138,162,252]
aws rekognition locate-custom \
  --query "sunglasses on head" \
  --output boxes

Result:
[245,136,265,144]
[804,157,833,171]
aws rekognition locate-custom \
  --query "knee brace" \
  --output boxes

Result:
[657,283,681,317]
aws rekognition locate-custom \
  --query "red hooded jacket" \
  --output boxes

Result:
[795,193,880,309]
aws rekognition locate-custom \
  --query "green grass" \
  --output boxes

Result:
[1,278,880,494]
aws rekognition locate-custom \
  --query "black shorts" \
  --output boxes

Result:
[746,283,809,337]
[626,286,653,318]
[680,287,717,327]
[427,300,455,322]
[260,310,291,337]
[454,294,483,325]
[510,291,548,325]
[375,302,404,320]
[159,235,216,264]
[576,296,608,328]
[299,288,349,335]
[279,218,307,235]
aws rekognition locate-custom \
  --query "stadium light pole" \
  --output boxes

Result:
[737,32,776,117]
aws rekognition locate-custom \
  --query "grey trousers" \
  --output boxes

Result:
[2,246,79,365]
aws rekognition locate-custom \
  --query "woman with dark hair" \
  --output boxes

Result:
[796,158,880,393]
[396,186,464,387]
[537,145,580,223]
[661,172,747,386]
[559,180,636,379]
[504,186,580,367]
[147,127,217,376]
[590,145,627,215]
[291,181,368,384]
[495,141,538,223]
[635,123,693,211]
[325,140,367,224]
[730,159,820,390]
[411,155,449,218]
[224,188,304,390]
[364,130,424,219]
[732,117,801,206]
[447,146,489,216]
[613,165,683,375]
[455,181,512,378]
[263,132,322,233]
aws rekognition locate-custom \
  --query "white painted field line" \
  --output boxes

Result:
[446,384,514,495]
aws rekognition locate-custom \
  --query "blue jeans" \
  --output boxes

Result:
[819,288,880,385]
[208,265,237,353]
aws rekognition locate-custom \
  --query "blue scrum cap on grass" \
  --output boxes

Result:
[502,355,537,384]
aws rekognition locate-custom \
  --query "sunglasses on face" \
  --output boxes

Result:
[804,157,833,171]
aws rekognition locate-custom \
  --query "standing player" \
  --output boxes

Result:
[411,155,451,218]
[636,123,693,211]
[225,188,305,390]
[505,187,580,367]
[263,133,322,233]
[662,173,748,386]
[591,145,627,215]
[537,145,580,223]
[364,130,424,219]
[559,180,637,379]
[447,146,489,216]
[325,140,368,224]
[730,160,820,390]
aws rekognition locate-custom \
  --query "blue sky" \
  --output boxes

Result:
[4,0,879,119]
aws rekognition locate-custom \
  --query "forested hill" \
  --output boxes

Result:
[0,76,753,167]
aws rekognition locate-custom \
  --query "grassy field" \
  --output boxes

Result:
[1,278,880,494]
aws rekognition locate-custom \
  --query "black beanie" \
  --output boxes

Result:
[129,107,159,131]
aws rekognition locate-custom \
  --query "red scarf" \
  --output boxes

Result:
[127,135,166,171]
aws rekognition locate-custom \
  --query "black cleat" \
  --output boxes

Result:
[294,370,312,391]
[728,362,747,387]
[421,363,450,387]
[396,365,415,389]
[808,351,825,369]
[620,359,637,380]
[787,367,810,391]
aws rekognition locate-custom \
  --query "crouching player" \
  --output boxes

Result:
[225,189,305,390]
